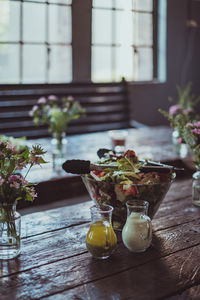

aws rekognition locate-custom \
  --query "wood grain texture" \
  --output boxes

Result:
[1,179,199,300]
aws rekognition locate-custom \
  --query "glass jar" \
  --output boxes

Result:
[0,202,21,260]
[172,128,189,158]
[51,132,67,172]
[108,130,128,153]
[192,166,200,207]
[86,204,117,259]
[122,200,152,253]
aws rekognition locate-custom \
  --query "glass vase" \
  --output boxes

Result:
[51,132,68,172]
[0,202,21,260]
[122,200,152,253]
[172,128,189,158]
[192,166,200,207]
[86,204,117,259]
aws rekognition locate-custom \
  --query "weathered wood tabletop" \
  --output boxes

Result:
[1,177,200,300]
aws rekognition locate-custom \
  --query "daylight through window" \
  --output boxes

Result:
[92,0,154,82]
[0,0,72,84]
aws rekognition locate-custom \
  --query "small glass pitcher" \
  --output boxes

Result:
[86,204,117,259]
[122,200,152,253]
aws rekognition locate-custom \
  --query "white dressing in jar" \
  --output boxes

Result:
[122,212,152,252]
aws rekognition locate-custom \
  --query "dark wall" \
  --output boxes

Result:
[128,0,200,126]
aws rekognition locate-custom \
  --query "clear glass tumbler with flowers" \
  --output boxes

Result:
[0,140,46,259]
[159,82,200,158]
[30,95,85,172]
[182,121,200,207]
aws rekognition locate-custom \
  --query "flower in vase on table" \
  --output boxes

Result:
[0,139,46,258]
[182,121,200,166]
[158,82,200,155]
[0,141,46,204]
[29,95,85,147]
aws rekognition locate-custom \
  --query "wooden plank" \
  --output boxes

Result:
[166,284,200,299]
[1,223,200,299]
[46,245,200,300]
[2,196,200,279]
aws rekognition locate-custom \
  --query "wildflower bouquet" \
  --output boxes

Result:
[159,82,200,143]
[182,121,200,166]
[30,95,85,149]
[0,140,46,251]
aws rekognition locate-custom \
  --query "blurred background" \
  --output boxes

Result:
[0,0,199,128]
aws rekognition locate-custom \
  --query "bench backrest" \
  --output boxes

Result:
[0,81,130,139]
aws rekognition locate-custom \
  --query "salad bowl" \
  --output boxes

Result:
[82,150,176,230]
[82,173,175,230]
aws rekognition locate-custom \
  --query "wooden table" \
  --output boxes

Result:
[1,178,200,299]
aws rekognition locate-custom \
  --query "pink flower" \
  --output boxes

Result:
[177,137,182,144]
[194,121,200,127]
[10,181,20,189]
[0,151,3,156]
[48,95,58,101]
[192,128,200,135]
[68,96,74,102]
[6,142,17,153]
[30,156,42,165]
[29,186,37,199]
[186,122,194,127]
[0,176,4,186]
[183,107,194,114]
[38,97,47,104]
[8,175,20,183]
[169,105,181,115]
[17,161,27,170]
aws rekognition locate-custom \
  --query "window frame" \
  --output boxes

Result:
[0,0,160,89]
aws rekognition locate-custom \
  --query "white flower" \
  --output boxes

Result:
[38,97,47,104]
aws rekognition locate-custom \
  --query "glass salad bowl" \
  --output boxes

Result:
[82,172,176,231]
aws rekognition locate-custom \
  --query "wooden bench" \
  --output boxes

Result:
[0,80,130,138]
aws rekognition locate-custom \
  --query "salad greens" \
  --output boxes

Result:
[82,150,175,230]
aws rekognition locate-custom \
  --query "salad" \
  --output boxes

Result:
[82,150,175,230]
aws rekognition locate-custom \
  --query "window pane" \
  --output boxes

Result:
[23,45,46,83]
[115,46,133,81]
[0,44,19,83]
[137,48,153,80]
[93,0,113,8]
[136,12,152,46]
[49,0,72,4]
[23,3,46,43]
[92,46,112,82]
[115,0,132,9]
[49,45,72,83]
[135,0,153,11]
[92,9,112,44]
[26,0,46,2]
[49,5,71,44]
[116,10,133,45]
[0,1,20,42]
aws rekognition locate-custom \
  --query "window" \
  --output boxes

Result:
[92,0,155,82]
[0,0,72,84]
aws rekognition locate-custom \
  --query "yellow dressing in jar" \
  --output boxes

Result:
[86,205,117,259]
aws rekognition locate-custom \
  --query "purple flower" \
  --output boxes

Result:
[192,128,200,135]
[48,95,58,101]
[169,105,181,115]
[177,137,182,144]
[38,97,47,104]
